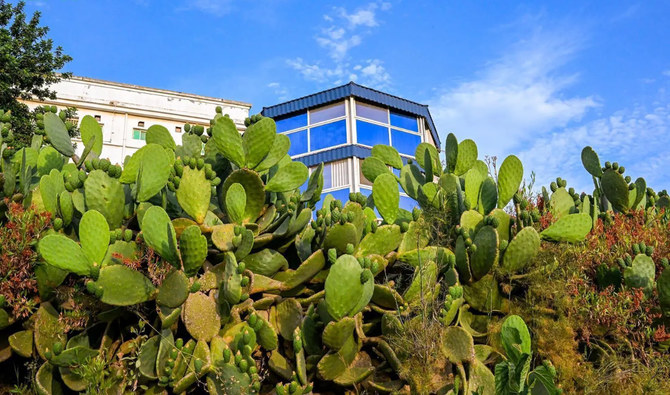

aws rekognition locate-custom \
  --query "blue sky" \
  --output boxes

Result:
[24,0,670,192]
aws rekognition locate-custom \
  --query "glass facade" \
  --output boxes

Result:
[391,129,422,156]
[356,120,389,147]
[354,101,421,154]
[276,112,307,133]
[276,102,347,155]
[310,102,345,124]
[310,120,347,151]
[390,111,418,132]
[287,129,308,156]
[356,102,388,123]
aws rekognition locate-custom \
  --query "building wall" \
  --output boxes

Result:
[20,76,251,165]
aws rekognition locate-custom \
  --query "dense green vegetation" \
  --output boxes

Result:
[0,0,73,150]
[0,106,668,394]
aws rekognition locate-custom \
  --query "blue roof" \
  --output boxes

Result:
[292,145,371,167]
[261,82,441,149]
[292,145,413,167]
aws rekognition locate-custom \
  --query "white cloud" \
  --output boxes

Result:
[287,2,392,89]
[286,58,346,84]
[517,103,670,192]
[429,26,670,192]
[337,4,379,28]
[429,29,598,160]
[182,0,233,16]
[267,82,289,101]
[353,59,391,89]
[662,69,670,77]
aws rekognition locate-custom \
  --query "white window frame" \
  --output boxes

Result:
[278,100,349,158]
[352,99,423,158]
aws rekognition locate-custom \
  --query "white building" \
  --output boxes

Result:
[21,76,251,165]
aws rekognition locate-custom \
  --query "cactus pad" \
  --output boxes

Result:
[91,265,155,305]
[601,169,630,212]
[141,206,180,267]
[441,326,475,364]
[176,165,210,223]
[497,155,523,208]
[137,145,171,202]
[373,173,399,224]
[501,227,540,274]
[39,234,91,276]
[243,117,276,169]
[581,146,603,178]
[146,124,176,151]
[79,115,103,156]
[179,225,207,276]
[84,169,125,228]
[265,162,309,192]
[454,139,478,175]
[220,169,265,223]
[541,213,592,243]
[183,292,221,342]
[79,209,110,266]
[325,255,374,320]
[470,226,499,280]
[43,112,74,156]
[372,145,403,169]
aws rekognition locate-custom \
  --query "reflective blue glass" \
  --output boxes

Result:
[356,102,388,123]
[276,112,307,133]
[399,195,417,212]
[356,120,389,147]
[310,102,345,124]
[322,163,332,190]
[287,129,308,156]
[310,120,347,151]
[390,111,418,132]
[391,129,421,156]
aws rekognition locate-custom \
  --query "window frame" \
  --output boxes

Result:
[352,99,423,157]
[276,100,349,157]
[132,128,147,141]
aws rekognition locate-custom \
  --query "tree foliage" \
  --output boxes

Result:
[0,0,72,149]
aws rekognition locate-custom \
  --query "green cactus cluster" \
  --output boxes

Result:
[2,106,670,394]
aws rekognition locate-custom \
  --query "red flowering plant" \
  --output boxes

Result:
[0,200,51,320]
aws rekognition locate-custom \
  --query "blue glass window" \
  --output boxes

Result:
[310,120,347,151]
[391,129,421,156]
[357,120,389,147]
[276,112,307,133]
[287,129,308,156]
[322,163,332,190]
[399,195,417,212]
[310,102,345,124]
[356,102,388,123]
[390,111,418,132]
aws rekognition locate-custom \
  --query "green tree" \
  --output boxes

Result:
[0,0,72,149]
